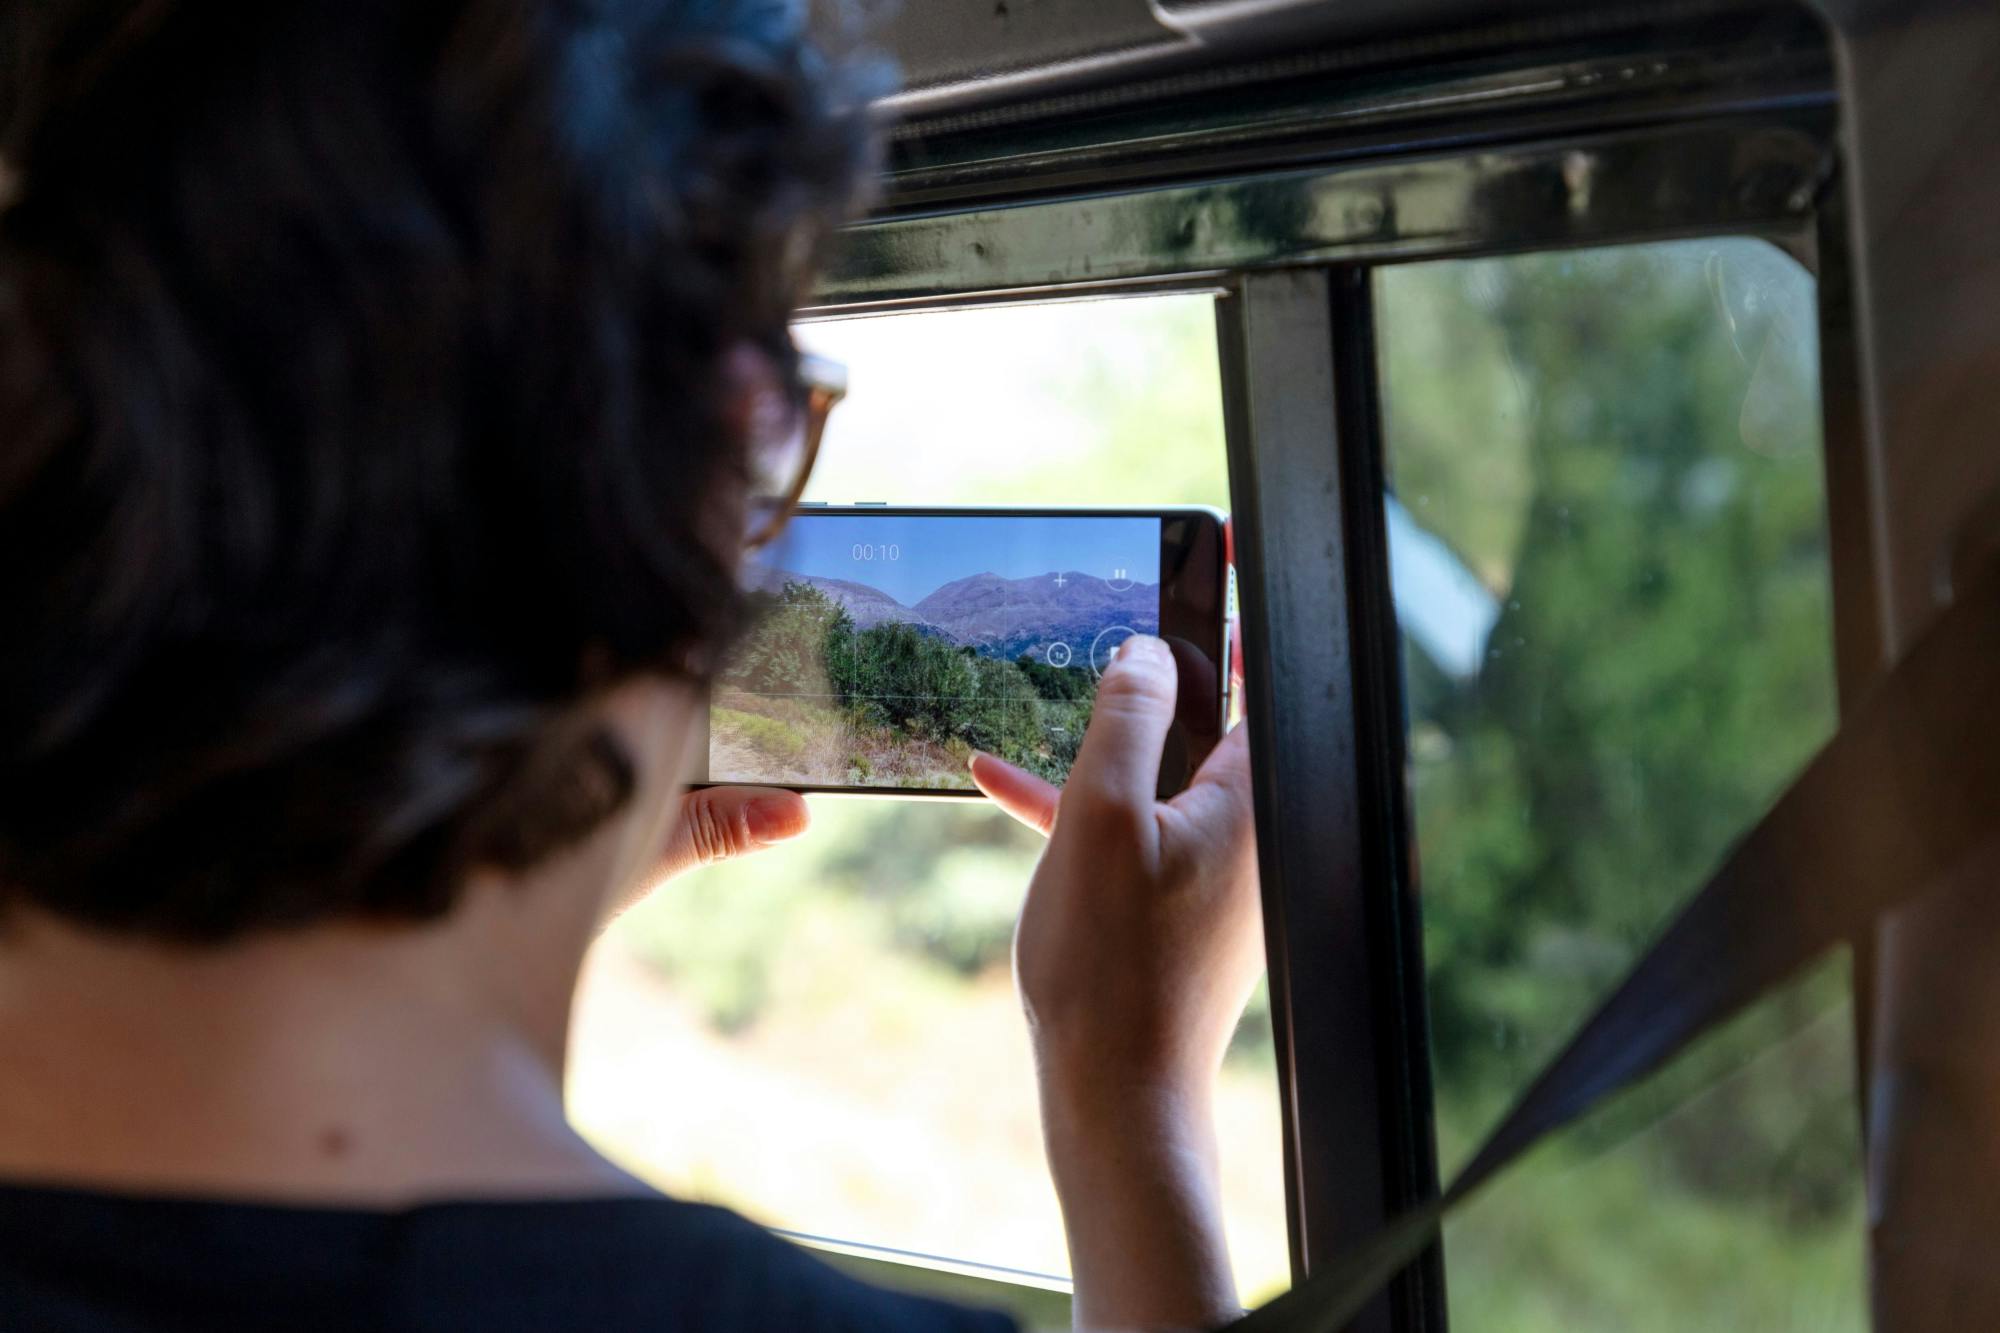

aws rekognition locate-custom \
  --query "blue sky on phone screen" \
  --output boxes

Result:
[754,515,1160,605]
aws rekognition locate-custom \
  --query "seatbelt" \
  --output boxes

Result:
[1230,556,2000,1332]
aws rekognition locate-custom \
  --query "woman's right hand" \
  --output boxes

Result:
[970,633,1261,1331]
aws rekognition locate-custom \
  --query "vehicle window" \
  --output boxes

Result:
[1377,239,1863,1329]
[567,294,1291,1305]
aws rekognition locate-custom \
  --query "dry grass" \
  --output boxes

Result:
[714,688,976,790]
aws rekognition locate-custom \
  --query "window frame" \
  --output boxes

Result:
[794,16,1875,1329]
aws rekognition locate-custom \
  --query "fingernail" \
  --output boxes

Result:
[745,796,804,844]
[1113,634,1168,669]
[968,750,989,772]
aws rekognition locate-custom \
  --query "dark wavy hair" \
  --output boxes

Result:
[0,0,875,939]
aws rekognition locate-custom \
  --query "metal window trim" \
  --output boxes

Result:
[798,1237,1074,1328]
[1810,178,1888,1147]
[1216,269,1396,1333]
[1213,264,1446,1332]
[861,0,1814,128]
[875,9,1833,214]
[1809,3,2000,1327]
[809,112,1834,313]
[1326,263,1447,1330]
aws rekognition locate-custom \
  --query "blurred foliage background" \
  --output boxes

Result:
[573,241,1864,1327]
[1379,239,1859,1330]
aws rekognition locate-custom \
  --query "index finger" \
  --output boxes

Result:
[1062,634,1179,814]
[969,750,1060,837]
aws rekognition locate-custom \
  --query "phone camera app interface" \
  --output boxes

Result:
[714,515,1162,790]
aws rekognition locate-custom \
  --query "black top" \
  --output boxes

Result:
[0,1184,1022,1333]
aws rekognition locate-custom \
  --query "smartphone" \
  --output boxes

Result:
[697,505,1231,797]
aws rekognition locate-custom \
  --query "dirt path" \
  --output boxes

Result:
[711,721,978,790]
[709,733,818,785]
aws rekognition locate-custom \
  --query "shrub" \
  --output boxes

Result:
[723,579,1100,783]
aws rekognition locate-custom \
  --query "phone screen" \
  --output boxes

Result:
[704,509,1225,795]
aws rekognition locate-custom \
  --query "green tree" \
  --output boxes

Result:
[722,582,853,697]
[1382,241,1848,1215]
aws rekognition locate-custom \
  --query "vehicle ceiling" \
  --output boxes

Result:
[852,0,1806,119]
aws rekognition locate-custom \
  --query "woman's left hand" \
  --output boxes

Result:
[653,786,810,880]
[608,787,810,922]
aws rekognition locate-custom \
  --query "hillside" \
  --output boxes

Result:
[743,567,924,631]
[913,571,1158,661]
[747,565,1160,663]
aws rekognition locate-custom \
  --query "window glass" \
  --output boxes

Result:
[567,294,1290,1305]
[1377,240,1864,1329]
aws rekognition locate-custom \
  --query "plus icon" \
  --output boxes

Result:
[1052,572,1069,588]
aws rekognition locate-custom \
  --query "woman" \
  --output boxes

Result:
[0,2,1264,1329]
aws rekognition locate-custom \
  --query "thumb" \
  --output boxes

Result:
[1165,721,1253,839]
[653,786,810,883]
[1062,634,1178,815]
